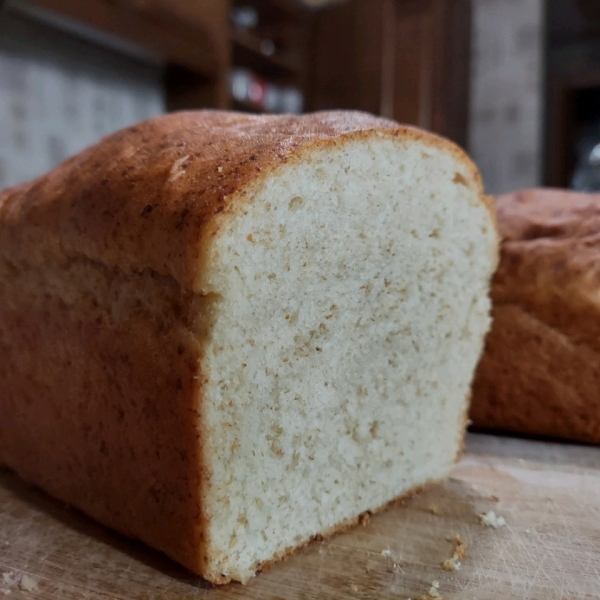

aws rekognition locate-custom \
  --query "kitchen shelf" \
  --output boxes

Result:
[231,29,303,78]
[231,98,265,113]
[226,0,309,113]
[241,0,306,21]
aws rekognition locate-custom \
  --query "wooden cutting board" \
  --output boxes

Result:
[1,433,599,600]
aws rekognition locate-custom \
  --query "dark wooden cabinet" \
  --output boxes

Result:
[10,0,230,110]
[25,0,229,78]
[9,0,470,129]
[309,0,471,147]
[14,0,311,114]
[387,0,439,128]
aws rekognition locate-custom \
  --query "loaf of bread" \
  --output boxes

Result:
[0,111,497,583]
[471,188,600,444]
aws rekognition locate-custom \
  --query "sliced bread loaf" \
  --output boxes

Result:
[0,111,498,583]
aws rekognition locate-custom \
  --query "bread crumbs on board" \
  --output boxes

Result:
[480,510,506,528]
[19,575,38,592]
[418,580,443,599]
[1,572,38,595]
[442,533,467,571]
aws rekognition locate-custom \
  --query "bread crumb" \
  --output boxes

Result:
[480,511,506,528]
[19,575,37,592]
[1,572,26,596]
[525,529,530,534]
[350,583,359,592]
[442,533,467,571]
[429,505,439,515]
[359,512,371,526]
[442,557,461,572]
[490,495,499,502]
[453,534,467,560]
[417,580,443,600]
[381,547,401,569]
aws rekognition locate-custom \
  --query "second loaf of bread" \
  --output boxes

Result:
[471,188,600,444]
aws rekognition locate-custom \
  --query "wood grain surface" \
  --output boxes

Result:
[1,433,599,599]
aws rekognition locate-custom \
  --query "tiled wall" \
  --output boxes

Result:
[468,0,544,195]
[0,14,164,192]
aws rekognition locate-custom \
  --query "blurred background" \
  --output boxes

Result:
[0,0,598,195]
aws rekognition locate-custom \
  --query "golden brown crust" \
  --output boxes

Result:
[471,188,600,443]
[493,188,600,352]
[0,260,212,573]
[454,393,472,464]
[0,110,486,293]
[472,305,600,443]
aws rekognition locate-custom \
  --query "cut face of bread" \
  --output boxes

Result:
[200,136,496,582]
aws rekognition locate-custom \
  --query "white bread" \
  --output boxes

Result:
[0,110,498,583]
